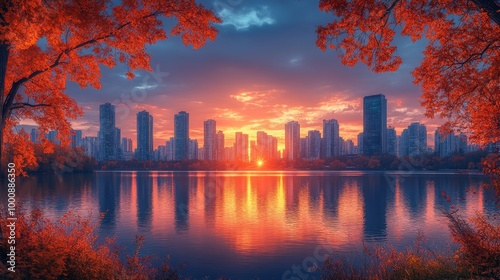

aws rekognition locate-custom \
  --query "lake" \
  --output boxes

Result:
[8,171,497,279]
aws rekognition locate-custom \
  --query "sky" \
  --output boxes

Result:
[23,0,444,150]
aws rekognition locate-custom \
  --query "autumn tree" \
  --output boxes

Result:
[316,1,500,276]
[0,0,220,174]
[316,0,499,146]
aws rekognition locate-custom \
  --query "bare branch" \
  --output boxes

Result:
[10,102,52,110]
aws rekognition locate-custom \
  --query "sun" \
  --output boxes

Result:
[257,160,264,167]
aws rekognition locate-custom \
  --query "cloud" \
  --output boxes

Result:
[218,6,275,30]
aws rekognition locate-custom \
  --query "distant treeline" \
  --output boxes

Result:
[98,150,490,171]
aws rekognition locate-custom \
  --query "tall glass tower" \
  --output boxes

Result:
[137,110,153,160]
[174,111,189,161]
[363,94,387,156]
[285,121,300,160]
[98,103,120,161]
[203,119,217,161]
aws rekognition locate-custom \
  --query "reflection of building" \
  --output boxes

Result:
[98,172,121,227]
[174,111,189,161]
[362,175,387,240]
[323,119,340,158]
[136,173,153,228]
[137,110,153,160]
[285,121,300,160]
[174,173,190,231]
[204,119,217,160]
[363,94,387,156]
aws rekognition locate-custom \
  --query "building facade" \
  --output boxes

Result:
[363,94,387,156]
[174,111,189,161]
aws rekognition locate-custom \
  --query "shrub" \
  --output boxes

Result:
[0,208,179,279]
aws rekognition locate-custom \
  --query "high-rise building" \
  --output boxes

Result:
[216,130,225,161]
[121,138,133,153]
[98,103,120,161]
[174,111,189,161]
[285,121,300,160]
[121,137,133,160]
[188,139,198,160]
[408,122,427,156]
[322,119,340,158]
[137,110,153,160]
[166,137,175,161]
[83,136,99,159]
[386,127,397,155]
[300,138,307,159]
[30,128,40,144]
[398,123,427,156]
[306,130,321,160]
[363,94,387,156]
[234,132,249,162]
[339,137,345,155]
[252,131,279,161]
[357,133,364,155]
[203,119,217,161]
[46,130,60,145]
[435,127,467,157]
[344,139,355,155]
[70,130,83,148]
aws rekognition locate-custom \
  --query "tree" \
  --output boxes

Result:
[316,2,500,276]
[0,0,220,174]
[316,0,499,145]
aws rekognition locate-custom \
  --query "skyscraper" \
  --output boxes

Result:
[285,121,300,160]
[188,139,198,160]
[306,130,321,160]
[408,122,427,156]
[30,128,40,144]
[322,119,340,158]
[203,119,217,161]
[363,94,387,156]
[174,111,189,161]
[234,132,249,162]
[98,103,120,161]
[357,132,364,155]
[71,130,83,148]
[386,127,397,155]
[137,110,153,160]
[216,130,225,161]
[435,127,467,157]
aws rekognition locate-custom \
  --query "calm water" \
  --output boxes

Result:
[7,171,498,279]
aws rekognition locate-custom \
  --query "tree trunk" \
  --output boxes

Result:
[0,43,9,175]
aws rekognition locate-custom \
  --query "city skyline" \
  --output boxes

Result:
[29,98,484,162]
[14,1,443,150]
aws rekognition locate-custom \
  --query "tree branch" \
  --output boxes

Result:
[10,102,52,110]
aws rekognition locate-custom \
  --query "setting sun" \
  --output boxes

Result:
[257,160,264,167]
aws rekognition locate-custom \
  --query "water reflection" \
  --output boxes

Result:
[11,171,496,279]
